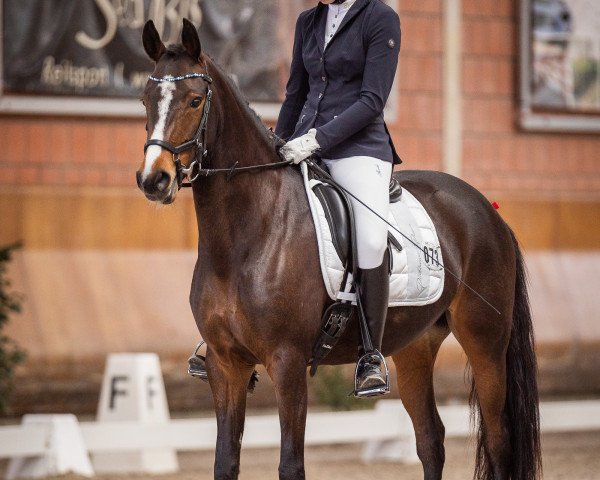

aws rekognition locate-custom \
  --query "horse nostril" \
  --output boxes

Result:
[136,171,143,189]
[155,171,171,192]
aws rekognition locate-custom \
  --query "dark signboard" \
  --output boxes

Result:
[2,0,281,103]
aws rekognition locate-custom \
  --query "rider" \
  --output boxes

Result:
[189,0,401,393]
[276,0,401,393]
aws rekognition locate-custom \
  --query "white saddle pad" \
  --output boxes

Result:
[301,163,444,307]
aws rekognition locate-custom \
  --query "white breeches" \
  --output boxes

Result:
[322,156,392,269]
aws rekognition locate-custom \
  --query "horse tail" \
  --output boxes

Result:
[471,228,541,479]
[505,229,542,479]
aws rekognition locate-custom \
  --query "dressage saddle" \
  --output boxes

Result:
[311,170,402,267]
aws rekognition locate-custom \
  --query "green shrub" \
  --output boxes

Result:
[0,243,26,415]
[311,365,376,411]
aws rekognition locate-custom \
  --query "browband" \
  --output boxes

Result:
[148,73,213,83]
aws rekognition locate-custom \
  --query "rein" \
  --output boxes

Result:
[144,69,292,189]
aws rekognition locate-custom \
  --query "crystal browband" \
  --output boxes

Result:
[148,73,212,83]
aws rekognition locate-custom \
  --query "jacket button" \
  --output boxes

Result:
[318,93,323,98]
[321,76,326,82]
[319,57,323,63]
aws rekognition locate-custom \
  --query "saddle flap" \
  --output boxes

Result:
[312,182,351,265]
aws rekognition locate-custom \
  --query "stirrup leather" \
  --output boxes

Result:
[353,350,390,398]
[310,301,353,376]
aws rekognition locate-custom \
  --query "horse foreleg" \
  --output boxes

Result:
[266,349,308,480]
[392,321,450,480]
[206,349,255,480]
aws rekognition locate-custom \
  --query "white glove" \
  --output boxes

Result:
[279,128,320,164]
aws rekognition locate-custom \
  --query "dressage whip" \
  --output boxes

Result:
[304,158,502,316]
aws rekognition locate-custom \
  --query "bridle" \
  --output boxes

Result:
[143,67,292,190]
[144,71,213,189]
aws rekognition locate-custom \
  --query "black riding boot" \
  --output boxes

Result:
[355,249,390,394]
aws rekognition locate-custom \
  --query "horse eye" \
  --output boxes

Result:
[190,96,202,108]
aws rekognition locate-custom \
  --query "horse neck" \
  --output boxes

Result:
[191,72,301,267]
[208,70,278,169]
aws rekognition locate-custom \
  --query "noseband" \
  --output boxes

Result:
[144,71,213,189]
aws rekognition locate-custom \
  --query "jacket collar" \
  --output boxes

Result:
[313,0,371,55]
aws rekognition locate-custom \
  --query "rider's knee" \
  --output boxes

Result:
[357,236,388,269]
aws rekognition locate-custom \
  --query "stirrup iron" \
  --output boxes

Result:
[187,341,260,393]
[187,341,208,381]
[353,350,390,398]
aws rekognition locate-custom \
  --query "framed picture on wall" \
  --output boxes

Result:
[520,0,600,132]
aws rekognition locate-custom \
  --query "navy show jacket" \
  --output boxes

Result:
[275,0,401,164]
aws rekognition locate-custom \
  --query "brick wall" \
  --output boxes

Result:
[0,1,598,197]
[0,117,143,187]
[394,0,444,171]
[460,0,600,196]
[2,2,599,414]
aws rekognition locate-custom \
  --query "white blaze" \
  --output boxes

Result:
[143,78,176,179]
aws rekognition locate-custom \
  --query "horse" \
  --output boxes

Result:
[136,19,541,480]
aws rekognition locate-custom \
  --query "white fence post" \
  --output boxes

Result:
[91,353,178,474]
[361,400,420,464]
[5,414,93,480]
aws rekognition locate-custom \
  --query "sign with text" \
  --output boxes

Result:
[1,0,281,113]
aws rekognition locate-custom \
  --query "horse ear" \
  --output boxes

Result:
[181,18,202,62]
[143,20,166,62]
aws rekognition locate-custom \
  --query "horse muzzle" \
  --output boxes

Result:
[136,169,178,204]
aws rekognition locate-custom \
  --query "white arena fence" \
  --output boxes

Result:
[1,399,600,464]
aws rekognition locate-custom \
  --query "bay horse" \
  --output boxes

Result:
[137,19,541,480]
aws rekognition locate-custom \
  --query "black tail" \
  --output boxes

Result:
[470,229,541,479]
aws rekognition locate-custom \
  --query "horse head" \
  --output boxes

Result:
[137,18,212,204]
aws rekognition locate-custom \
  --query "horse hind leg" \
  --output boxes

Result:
[454,234,541,480]
[449,299,513,480]
[392,318,450,480]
